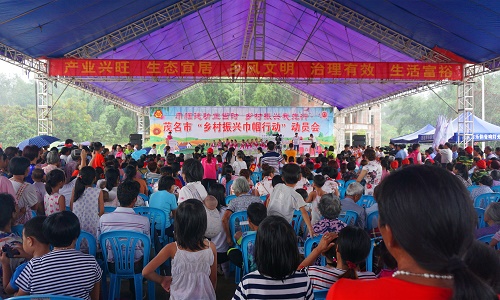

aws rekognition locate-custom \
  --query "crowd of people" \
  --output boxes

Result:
[0,138,499,299]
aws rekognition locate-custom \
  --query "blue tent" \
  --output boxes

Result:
[390,124,435,144]
[419,116,500,143]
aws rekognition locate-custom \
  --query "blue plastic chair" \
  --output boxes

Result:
[467,185,480,193]
[12,224,24,237]
[357,195,376,208]
[366,211,379,231]
[314,289,329,300]
[339,210,358,226]
[492,186,500,193]
[75,230,97,257]
[65,205,71,211]
[304,235,326,266]
[250,172,262,185]
[474,192,500,209]
[138,193,149,206]
[241,232,257,275]
[226,180,234,196]
[133,207,167,249]
[229,211,249,284]
[99,231,152,300]
[225,195,237,205]
[366,237,383,272]
[259,195,267,202]
[104,206,117,213]
[475,207,486,229]
[345,180,357,188]
[292,210,303,236]
[336,180,345,188]
[338,186,346,199]
[477,233,495,245]
[8,295,82,299]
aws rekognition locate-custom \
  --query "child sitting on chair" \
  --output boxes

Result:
[15,211,102,300]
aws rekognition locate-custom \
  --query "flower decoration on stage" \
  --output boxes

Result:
[320,111,328,119]
[151,124,163,137]
[153,109,163,119]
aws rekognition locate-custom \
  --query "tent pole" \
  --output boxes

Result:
[481,75,485,150]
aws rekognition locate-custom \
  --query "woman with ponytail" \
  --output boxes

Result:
[299,227,375,291]
[70,166,104,239]
[44,169,66,216]
[328,165,499,300]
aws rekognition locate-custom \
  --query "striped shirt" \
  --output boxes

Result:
[233,270,313,300]
[260,151,283,172]
[16,249,102,300]
[304,266,376,290]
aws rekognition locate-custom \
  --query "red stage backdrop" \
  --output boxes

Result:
[48,59,463,81]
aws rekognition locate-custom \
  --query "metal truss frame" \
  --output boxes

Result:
[464,55,500,78]
[35,74,53,136]
[295,0,452,63]
[0,42,48,74]
[457,78,475,146]
[253,0,266,60]
[65,0,218,58]
[154,83,203,106]
[62,76,454,85]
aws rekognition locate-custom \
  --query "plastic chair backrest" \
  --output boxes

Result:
[336,180,345,188]
[138,193,149,205]
[474,192,500,209]
[65,205,71,212]
[475,207,486,229]
[241,232,257,275]
[292,210,302,235]
[304,235,326,266]
[99,230,150,276]
[226,180,234,196]
[366,237,383,272]
[75,230,97,257]
[104,206,117,213]
[467,185,480,193]
[133,207,167,247]
[492,186,500,193]
[477,234,495,245]
[225,195,237,205]
[338,186,346,199]
[313,289,329,300]
[251,172,262,185]
[366,211,379,231]
[8,294,82,299]
[357,195,375,208]
[259,195,267,202]
[339,210,358,226]
[12,224,24,237]
[229,211,249,245]
[345,180,357,188]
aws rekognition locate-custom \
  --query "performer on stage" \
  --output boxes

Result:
[292,133,300,151]
[309,134,317,156]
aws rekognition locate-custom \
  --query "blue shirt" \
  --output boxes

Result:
[149,190,177,228]
[10,262,28,291]
[395,149,407,159]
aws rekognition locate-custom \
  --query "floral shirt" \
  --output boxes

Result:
[362,161,382,195]
[313,218,347,235]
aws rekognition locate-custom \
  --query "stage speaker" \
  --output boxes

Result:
[352,135,366,147]
[129,134,142,141]
[130,139,142,150]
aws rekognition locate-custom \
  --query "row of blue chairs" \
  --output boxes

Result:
[468,185,500,194]
[473,192,500,209]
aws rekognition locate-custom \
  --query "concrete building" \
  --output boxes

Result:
[334,105,382,148]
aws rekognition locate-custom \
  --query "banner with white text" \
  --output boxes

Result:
[148,106,334,151]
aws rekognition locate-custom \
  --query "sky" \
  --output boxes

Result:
[0,60,32,79]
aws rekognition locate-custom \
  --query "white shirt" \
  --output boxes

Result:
[232,160,247,175]
[292,136,300,145]
[149,148,157,155]
[439,148,453,164]
[267,184,307,223]
[178,181,208,203]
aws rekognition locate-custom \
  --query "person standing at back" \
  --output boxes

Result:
[260,141,283,173]
[292,133,300,152]
[436,142,453,165]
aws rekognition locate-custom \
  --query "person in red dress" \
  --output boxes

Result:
[327,166,498,300]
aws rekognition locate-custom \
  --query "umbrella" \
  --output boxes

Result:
[143,147,152,154]
[17,135,60,150]
[80,141,91,146]
[131,149,147,160]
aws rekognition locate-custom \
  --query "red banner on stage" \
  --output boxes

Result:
[48,59,463,81]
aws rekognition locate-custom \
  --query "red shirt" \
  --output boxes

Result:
[327,277,452,300]
[92,152,105,169]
